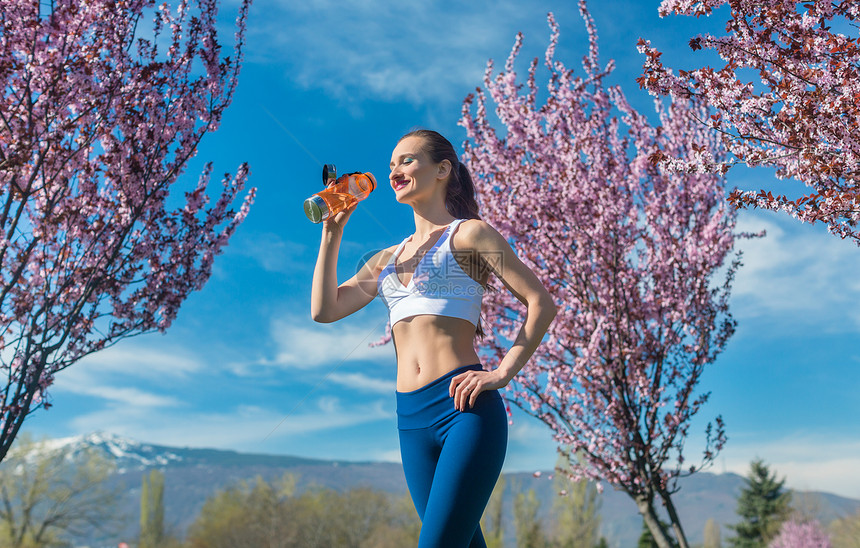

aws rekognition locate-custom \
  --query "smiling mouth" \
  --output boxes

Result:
[393,179,409,191]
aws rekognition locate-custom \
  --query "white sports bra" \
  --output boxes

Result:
[377,219,484,328]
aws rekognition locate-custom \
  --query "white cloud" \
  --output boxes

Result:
[248,0,567,107]
[718,434,860,500]
[48,342,203,408]
[231,231,308,274]
[503,406,560,472]
[64,396,391,451]
[508,415,549,444]
[373,448,403,463]
[731,210,860,332]
[70,343,203,379]
[258,396,391,438]
[61,384,181,408]
[253,314,394,370]
[504,413,860,499]
[329,372,395,394]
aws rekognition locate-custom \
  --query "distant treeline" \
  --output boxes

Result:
[182,475,420,548]
[3,437,860,548]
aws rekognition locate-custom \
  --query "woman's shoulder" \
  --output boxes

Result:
[452,219,508,254]
[455,217,494,233]
[453,218,501,248]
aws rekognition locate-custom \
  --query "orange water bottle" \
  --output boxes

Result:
[303,164,377,223]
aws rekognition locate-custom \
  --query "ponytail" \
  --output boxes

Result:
[445,162,481,220]
[398,129,481,221]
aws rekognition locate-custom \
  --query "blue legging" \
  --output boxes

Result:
[396,363,508,548]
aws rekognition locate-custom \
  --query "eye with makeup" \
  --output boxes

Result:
[390,157,415,171]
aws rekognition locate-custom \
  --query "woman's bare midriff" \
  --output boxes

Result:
[392,315,481,392]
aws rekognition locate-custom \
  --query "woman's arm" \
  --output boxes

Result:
[310,202,384,323]
[449,219,558,410]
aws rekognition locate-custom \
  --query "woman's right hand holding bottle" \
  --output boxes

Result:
[321,182,358,237]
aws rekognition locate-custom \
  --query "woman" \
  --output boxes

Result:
[311,129,556,547]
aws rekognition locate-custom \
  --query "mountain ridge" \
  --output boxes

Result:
[36,431,364,470]
[20,431,860,548]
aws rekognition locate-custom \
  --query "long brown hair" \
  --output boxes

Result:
[399,129,487,339]
[398,129,481,221]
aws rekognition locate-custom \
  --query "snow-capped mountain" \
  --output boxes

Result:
[32,431,187,470]
[12,431,405,548]
[9,432,860,548]
[21,430,338,473]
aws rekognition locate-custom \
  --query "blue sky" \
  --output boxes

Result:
[25,0,860,500]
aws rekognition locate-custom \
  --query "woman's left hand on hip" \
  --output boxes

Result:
[449,368,508,411]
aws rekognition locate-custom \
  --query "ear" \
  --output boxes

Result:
[436,159,453,181]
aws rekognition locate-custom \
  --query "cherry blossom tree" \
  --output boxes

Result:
[769,519,832,548]
[459,3,754,547]
[638,0,860,244]
[0,0,254,462]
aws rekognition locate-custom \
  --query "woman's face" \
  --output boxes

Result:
[389,136,448,204]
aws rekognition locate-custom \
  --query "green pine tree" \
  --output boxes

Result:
[139,469,165,548]
[727,459,791,548]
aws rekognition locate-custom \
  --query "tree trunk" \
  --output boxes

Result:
[660,489,690,548]
[635,495,675,548]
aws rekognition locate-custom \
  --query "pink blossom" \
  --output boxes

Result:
[0,0,254,462]
[641,0,860,244]
[459,3,755,547]
[770,519,832,548]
